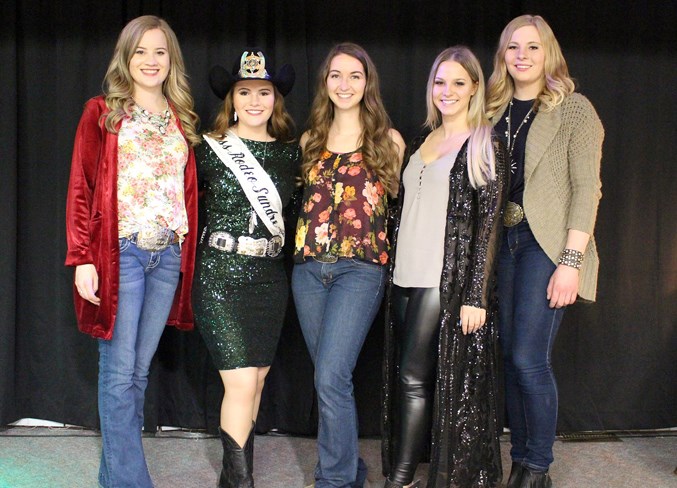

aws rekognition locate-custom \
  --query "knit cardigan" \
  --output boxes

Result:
[492,93,604,301]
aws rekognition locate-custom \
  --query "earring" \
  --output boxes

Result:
[233,111,238,122]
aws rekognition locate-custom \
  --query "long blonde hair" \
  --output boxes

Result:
[300,43,400,196]
[207,83,295,143]
[102,15,200,145]
[486,14,575,118]
[425,46,495,188]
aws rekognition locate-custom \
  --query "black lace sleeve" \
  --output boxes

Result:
[462,137,509,309]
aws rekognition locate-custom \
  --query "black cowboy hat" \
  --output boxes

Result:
[209,48,295,99]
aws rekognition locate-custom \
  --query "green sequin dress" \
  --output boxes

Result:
[193,138,300,369]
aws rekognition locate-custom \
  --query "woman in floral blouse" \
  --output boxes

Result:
[292,42,404,488]
[65,16,199,488]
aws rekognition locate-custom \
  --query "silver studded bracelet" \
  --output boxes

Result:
[558,248,584,269]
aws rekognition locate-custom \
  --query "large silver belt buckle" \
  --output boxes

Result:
[135,227,173,251]
[312,254,339,263]
[267,235,283,257]
[208,231,237,252]
[237,236,267,257]
[503,201,525,227]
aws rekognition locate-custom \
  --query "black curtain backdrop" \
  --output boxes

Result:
[1,0,675,436]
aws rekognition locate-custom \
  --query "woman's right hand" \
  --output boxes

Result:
[75,264,101,305]
[460,305,487,335]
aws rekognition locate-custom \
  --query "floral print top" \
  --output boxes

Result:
[117,109,189,239]
[294,150,390,265]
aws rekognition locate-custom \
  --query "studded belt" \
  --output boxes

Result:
[207,231,282,258]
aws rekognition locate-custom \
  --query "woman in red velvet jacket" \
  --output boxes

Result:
[65,15,199,488]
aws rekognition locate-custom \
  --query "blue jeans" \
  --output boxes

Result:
[497,221,565,471]
[98,239,182,488]
[292,259,386,488]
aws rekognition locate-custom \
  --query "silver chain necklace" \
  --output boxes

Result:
[505,99,534,174]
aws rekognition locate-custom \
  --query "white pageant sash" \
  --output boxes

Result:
[204,132,284,242]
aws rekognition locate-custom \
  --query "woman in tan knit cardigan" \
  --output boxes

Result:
[486,15,604,488]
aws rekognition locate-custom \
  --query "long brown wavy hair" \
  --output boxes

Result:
[301,43,400,196]
[207,83,295,143]
[486,14,575,119]
[101,15,200,145]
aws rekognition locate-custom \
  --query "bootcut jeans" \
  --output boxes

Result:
[97,238,181,488]
[292,258,386,488]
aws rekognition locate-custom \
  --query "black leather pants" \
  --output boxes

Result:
[389,285,441,484]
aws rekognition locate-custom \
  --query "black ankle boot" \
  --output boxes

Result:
[506,462,525,488]
[519,467,552,488]
[244,422,255,478]
[218,427,254,488]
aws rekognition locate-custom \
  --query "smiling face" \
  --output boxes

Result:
[325,53,366,112]
[129,28,169,96]
[432,60,477,122]
[232,79,275,133]
[504,25,545,97]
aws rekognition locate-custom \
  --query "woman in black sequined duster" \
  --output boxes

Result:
[381,47,508,488]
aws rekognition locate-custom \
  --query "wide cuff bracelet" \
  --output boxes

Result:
[558,248,584,269]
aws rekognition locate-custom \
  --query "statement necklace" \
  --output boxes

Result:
[134,97,171,134]
[504,99,534,174]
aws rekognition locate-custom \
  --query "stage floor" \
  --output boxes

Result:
[0,427,675,487]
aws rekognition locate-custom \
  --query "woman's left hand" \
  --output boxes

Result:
[460,305,486,335]
[547,264,579,308]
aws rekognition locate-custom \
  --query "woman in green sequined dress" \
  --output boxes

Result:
[193,49,298,488]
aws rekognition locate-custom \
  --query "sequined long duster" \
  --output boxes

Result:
[193,139,300,369]
[382,132,508,487]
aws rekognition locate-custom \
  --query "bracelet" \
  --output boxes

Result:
[558,248,584,269]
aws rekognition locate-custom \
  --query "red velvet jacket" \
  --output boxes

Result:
[65,96,198,339]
